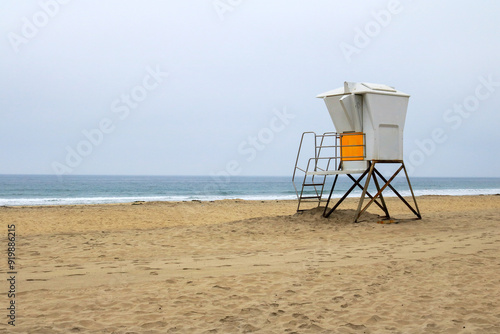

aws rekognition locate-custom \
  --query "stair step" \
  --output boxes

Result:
[299,196,321,199]
[303,183,324,186]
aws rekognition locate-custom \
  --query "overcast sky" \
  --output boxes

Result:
[1,0,499,177]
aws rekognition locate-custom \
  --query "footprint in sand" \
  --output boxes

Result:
[213,285,231,290]
[239,308,262,317]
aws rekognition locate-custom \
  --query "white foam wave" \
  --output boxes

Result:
[325,188,500,198]
[0,194,298,206]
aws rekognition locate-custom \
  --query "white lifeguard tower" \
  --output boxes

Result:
[292,82,421,223]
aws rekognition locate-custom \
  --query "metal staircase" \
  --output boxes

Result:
[292,132,340,211]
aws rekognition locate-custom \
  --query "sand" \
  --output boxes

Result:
[1,195,500,333]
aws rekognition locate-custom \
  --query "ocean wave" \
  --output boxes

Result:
[329,188,500,198]
[0,194,298,206]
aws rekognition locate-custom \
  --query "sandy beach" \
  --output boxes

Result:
[1,195,500,333]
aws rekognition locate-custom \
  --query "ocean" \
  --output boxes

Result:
[0,174,499,206]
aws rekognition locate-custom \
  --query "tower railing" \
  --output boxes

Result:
[292,132,366,211]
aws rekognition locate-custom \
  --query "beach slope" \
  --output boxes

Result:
[1,195,499,333]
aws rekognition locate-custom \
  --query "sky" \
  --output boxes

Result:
[1,0,500,177]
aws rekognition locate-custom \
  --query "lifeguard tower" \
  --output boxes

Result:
[292,82,421,223]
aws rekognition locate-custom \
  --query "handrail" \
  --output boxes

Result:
[292,132,317,182]
[292,131,366,210]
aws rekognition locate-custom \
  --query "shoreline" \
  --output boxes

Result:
[1,192,499,209]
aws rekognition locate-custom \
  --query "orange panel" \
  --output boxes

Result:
[340,133,364,161]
